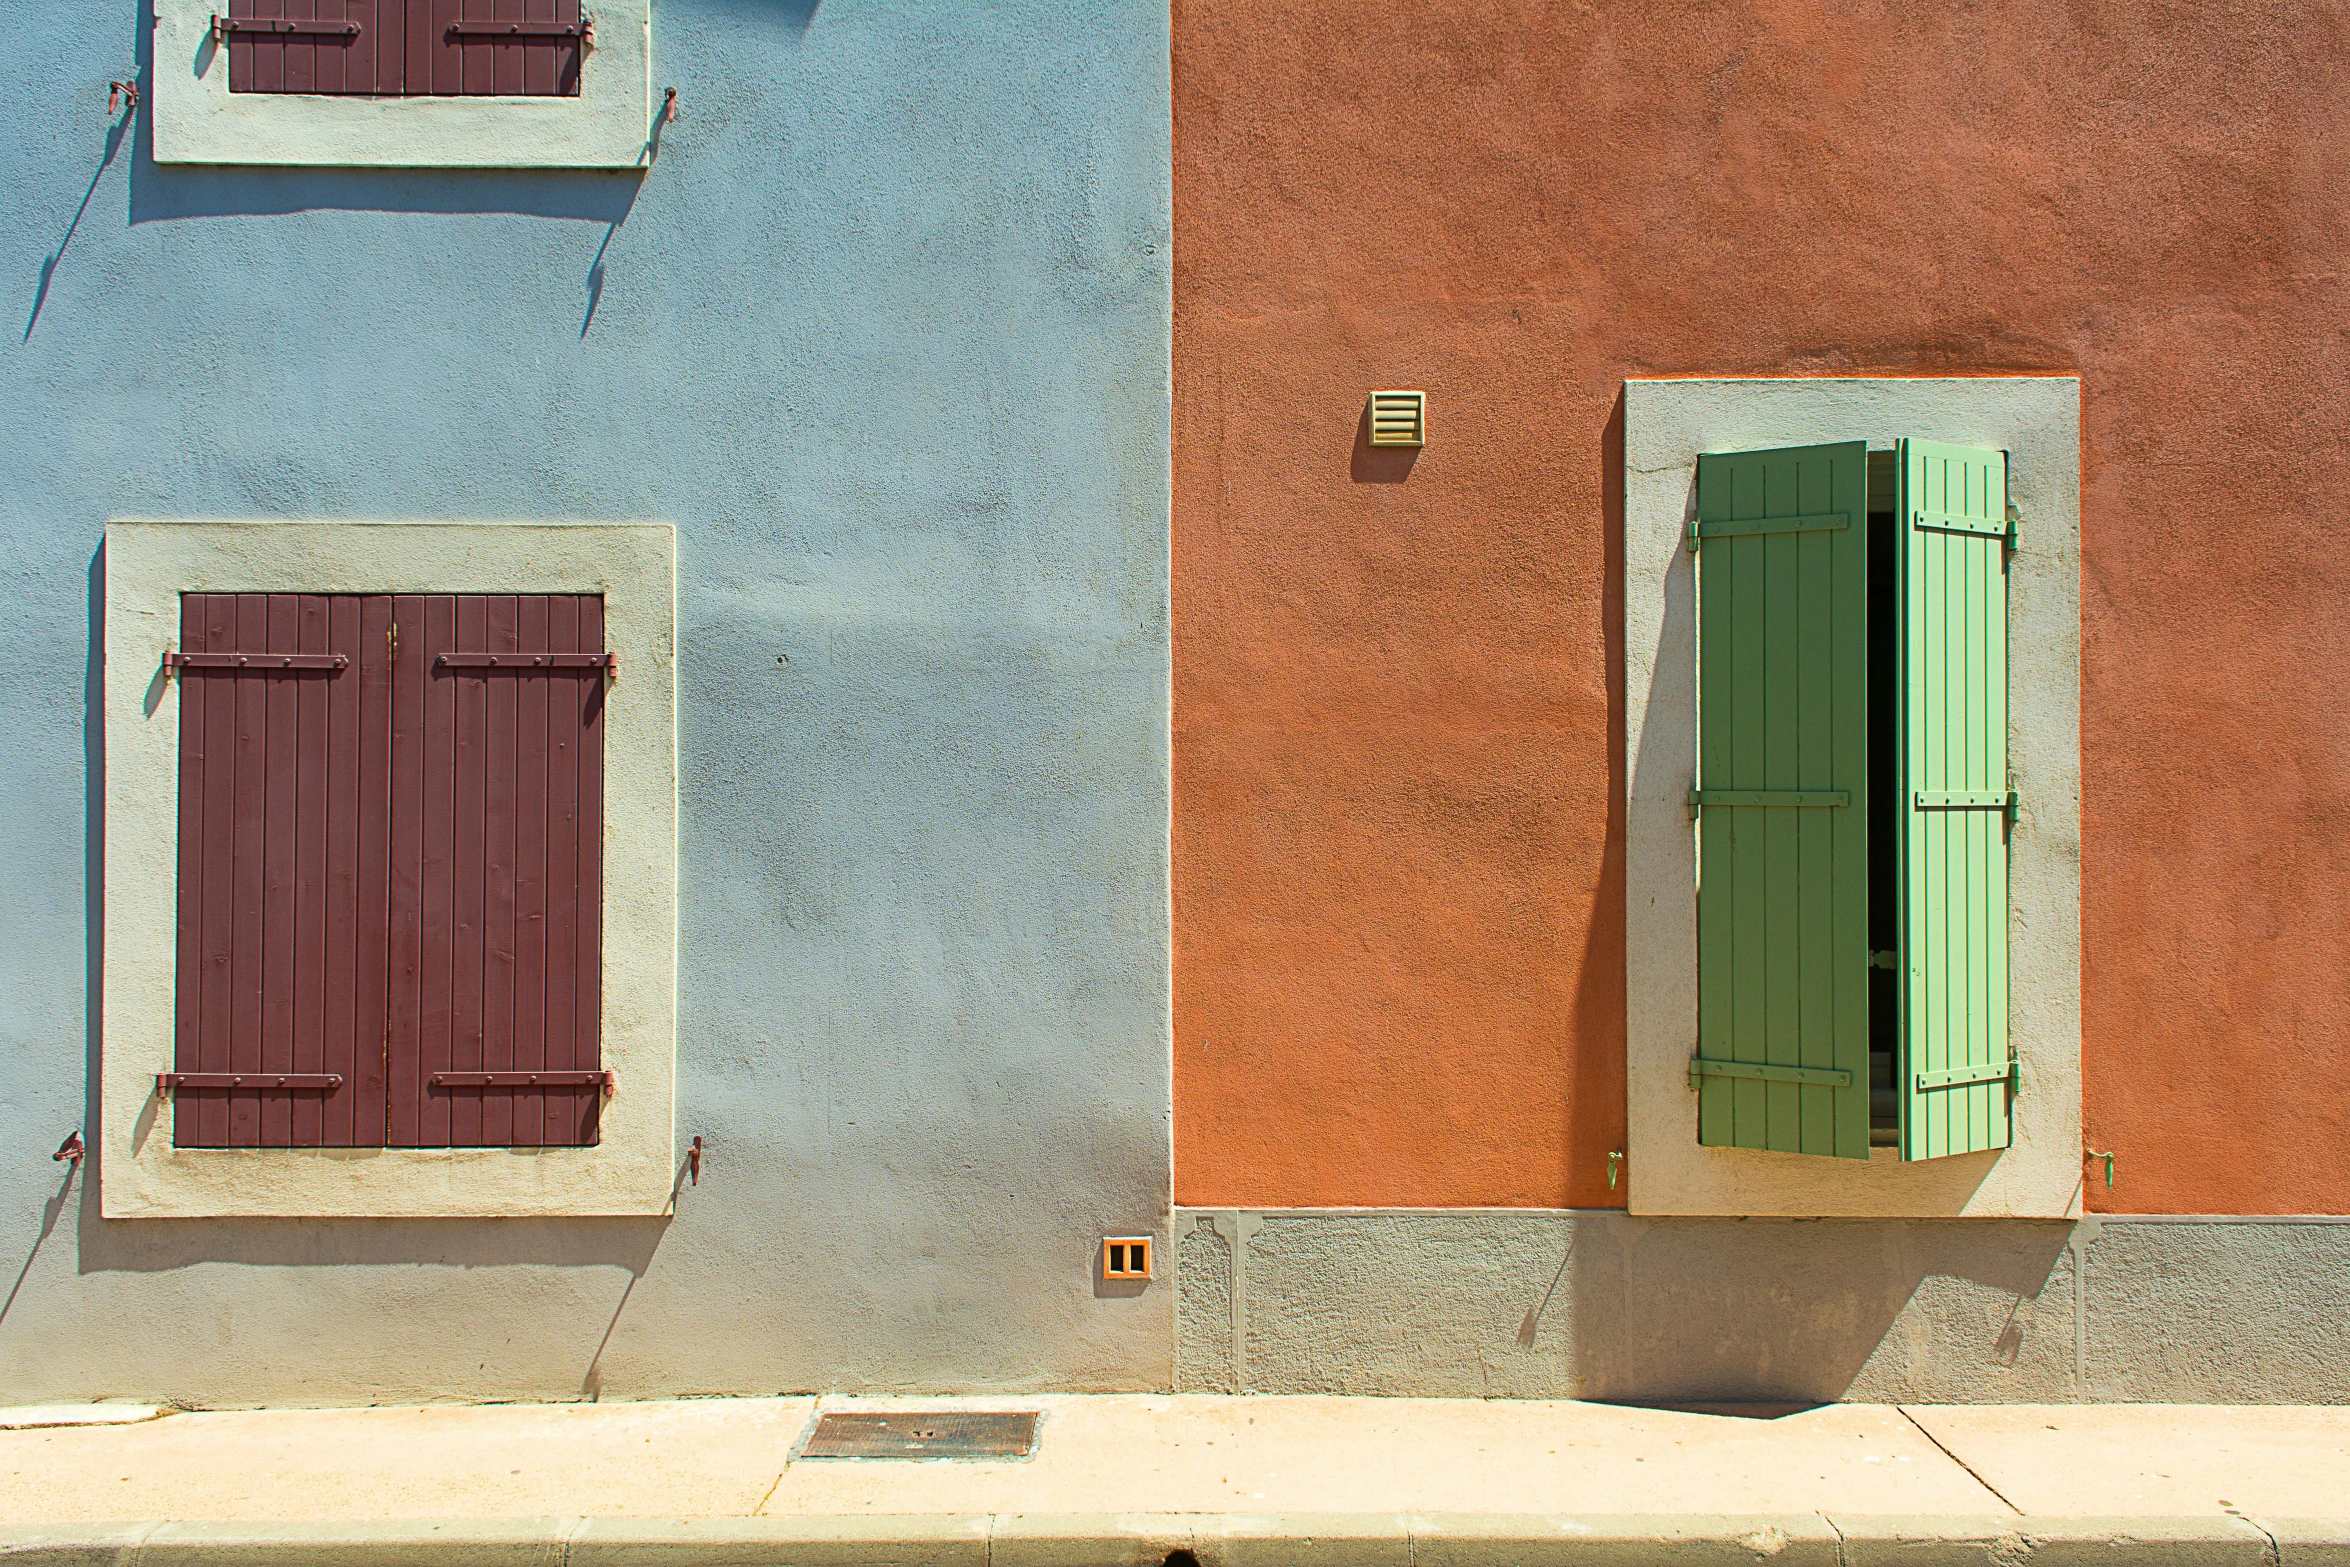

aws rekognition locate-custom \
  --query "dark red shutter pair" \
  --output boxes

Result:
[222,1,585,97]
[170,594,606,1149]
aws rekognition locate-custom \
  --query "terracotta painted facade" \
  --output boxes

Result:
[1171,0,2350,1215]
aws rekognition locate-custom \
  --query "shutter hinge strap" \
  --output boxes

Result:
[1689,1058,1854,1089]
[1914,1059,2021,1094]
[1689,788,1850,820]
[1687,511,1849,552]
[1914,508,2020,551]
[1915,789,2018,822]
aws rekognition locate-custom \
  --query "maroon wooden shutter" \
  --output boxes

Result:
[171,594,392,1148]
[387,595,606,1149]
[172,592,604,1150]
[226,0,582,96]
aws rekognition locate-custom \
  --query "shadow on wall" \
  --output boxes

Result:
[23,100,136,339]
[1565,390,1631,1209]
[1566,1215,2075,1404]
[1348,400,1420,483]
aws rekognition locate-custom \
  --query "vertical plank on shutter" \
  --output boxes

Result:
[342,0,374,94]
[418,594,458,1145]
[1794,473,1832,1155]
[1759,460,1802,1152]
[455,0,489,94]
[228,595,270,1147]
[284,0,318,94]
[258,596,300,1147]
[387,596,426,1144]
[491,0,525,95]
[1693,444,1871,1159]
[1725,461,1765,1149]
[449,595,488,1147]
[542,597,580,1147]
[429,0,462,94]
[554,0,581,94]
[522,0,551,96]
[323,598,359,1145]
[253,0,288,93]
[228,0,256,92]
[193,596,240,1146]
[407,0,436,95]
[291,596,330,1147]
[356,596,395,1144]
[512,596,551,1147]
[480,596,520,1146]
[173,598,207,1149]
[571,595,605,1145]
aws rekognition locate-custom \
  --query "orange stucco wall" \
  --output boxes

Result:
[1171,1,2350,1213]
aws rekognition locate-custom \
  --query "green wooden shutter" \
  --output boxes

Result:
[1897,440,2013,1159]
[1692,443,1871,1159]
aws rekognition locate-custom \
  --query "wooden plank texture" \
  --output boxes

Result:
[171,591,601,1151]
[1899,441,2013,1160]
[170,595,385,1148]
[1693,444,1872,1159]
[384,594,604,1147]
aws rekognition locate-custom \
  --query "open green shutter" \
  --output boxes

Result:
[1692,443,1871,1159]
[1897,440,2013,1159]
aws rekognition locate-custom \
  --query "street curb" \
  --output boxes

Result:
[1,1514,2344,1566]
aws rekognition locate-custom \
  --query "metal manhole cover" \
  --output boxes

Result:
[800,1411,1040,1460]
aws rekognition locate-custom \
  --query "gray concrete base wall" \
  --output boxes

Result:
[1174,1210,2350,1404]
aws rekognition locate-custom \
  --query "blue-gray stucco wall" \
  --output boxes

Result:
[0,1,1172,1403]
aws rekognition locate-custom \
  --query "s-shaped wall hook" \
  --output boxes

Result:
[53,1131,85,1170]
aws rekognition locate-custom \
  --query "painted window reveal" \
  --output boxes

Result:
[170,593,607,1149]
[220,1,585,98]
[1689,441,2013,1162]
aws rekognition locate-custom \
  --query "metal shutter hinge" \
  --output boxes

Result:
[212,14,361,39]
[1688,1057,1854,1089]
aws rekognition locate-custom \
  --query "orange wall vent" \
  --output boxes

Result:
[1101,1236,1153,1280]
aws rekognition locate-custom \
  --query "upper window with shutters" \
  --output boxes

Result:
[216,3,588,97]
[153,0,654,168]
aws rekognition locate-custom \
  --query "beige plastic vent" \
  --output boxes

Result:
[1368,389,1426,447]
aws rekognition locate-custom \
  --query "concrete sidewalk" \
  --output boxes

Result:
[1,1394,2345,1562]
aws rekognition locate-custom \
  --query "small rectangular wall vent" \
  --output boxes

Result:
[1102,1235,1152,1279]
[800,1411,1040,1460]
[1368,389,1426,447]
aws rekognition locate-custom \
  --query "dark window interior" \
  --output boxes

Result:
[1867,456,1900,1145]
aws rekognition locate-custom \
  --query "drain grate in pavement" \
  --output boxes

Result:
[799,1410,1041,1460]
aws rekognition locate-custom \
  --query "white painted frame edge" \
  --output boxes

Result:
[1623,377,2083,1218]
[152,1,653,168]
[102,520,677,1217]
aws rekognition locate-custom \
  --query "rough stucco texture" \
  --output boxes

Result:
[0,1,1171,1403]
[1176,1212,2350,1404]
[1170,1,2350,1212]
